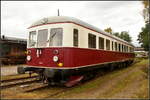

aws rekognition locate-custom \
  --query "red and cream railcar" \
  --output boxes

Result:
[18,16,135,86]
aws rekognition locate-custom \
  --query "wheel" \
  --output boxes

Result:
[118,63,122,69]
[109,64,114,71]
[17,66,25,74]
[124,62,127,67]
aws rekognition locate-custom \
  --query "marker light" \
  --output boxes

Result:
[26,50,31,55]
[25,51,27,55]
[53,56,59,62]
[58,63,63,67]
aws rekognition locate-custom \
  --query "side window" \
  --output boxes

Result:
[106,39,110,50]
[122,44,124,52]
[118,43,121,52]
[88,33,96,48]
[130,47,132,52]
[73,29,78,47]
[124,45,127,52]
[112,41,113,51]
[127,46,128,52]
[127,46,129,52]
[124,45,125,52]
[129,47,131,52]
[115,42,117,51]
[99,37,104,49]
[132,47,134,52]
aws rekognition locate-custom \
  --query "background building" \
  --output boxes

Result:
[0,35,27,65]
[134,47,148,58]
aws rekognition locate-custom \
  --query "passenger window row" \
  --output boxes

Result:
[73,29,134,53]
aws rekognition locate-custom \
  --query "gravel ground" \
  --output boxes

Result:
[1,66,18,76]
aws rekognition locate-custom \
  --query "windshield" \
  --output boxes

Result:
[49,28,63,46]
[29,31,36,47]
[37,29,48,47]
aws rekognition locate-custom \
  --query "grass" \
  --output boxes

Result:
[98,69,143,98]
[140,60,149,79]
[99,59,149,98]
[133,79,149,98]
[54,59,149,98]
[55,68,127,96]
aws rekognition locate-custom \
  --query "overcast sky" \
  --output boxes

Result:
[1,1,145,47]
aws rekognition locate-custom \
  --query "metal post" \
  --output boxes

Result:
[58,9,60,16]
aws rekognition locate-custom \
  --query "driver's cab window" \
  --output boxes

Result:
[37,29,48,47]
[29,31,36,47]
[49,28,63,46]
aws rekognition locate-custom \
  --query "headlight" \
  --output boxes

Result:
[27,55,31,61]
[53,56,59,62]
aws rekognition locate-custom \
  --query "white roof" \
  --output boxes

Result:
[30,16,133,46]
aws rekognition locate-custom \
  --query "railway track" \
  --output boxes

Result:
[1,76,38,83]
[23,83,49,92]
[1,76,39,89]
[45,88,70,98]
[1,61,138,98]
[1,61,139,99]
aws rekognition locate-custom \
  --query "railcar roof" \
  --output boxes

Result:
[30,16,134,46]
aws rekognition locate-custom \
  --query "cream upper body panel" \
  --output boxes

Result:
[28,16,134,52]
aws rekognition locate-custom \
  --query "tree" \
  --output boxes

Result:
[113,31,132,43]
[104,28,132,43]
[113,32,120,38]
[137,0,149,51]
[142,0,149,23]
[120,31,132,43]
[138,23,149,51]
[104,27,113,34]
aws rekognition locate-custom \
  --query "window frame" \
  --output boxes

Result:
[112,41,114,51]
[29,31,37,47]
[118,43,121,52]
[99,36,104,49]
[115,42,118,51]
[73,29,79,47]
[88,33,96,49]
[122,44,124,52]
[37,29,48,47]
[106,39,110,50]
[49,28,63,47]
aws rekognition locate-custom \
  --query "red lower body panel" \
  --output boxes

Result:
[27,47,135,68]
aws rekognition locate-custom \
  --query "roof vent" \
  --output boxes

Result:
[41,18,48,24]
